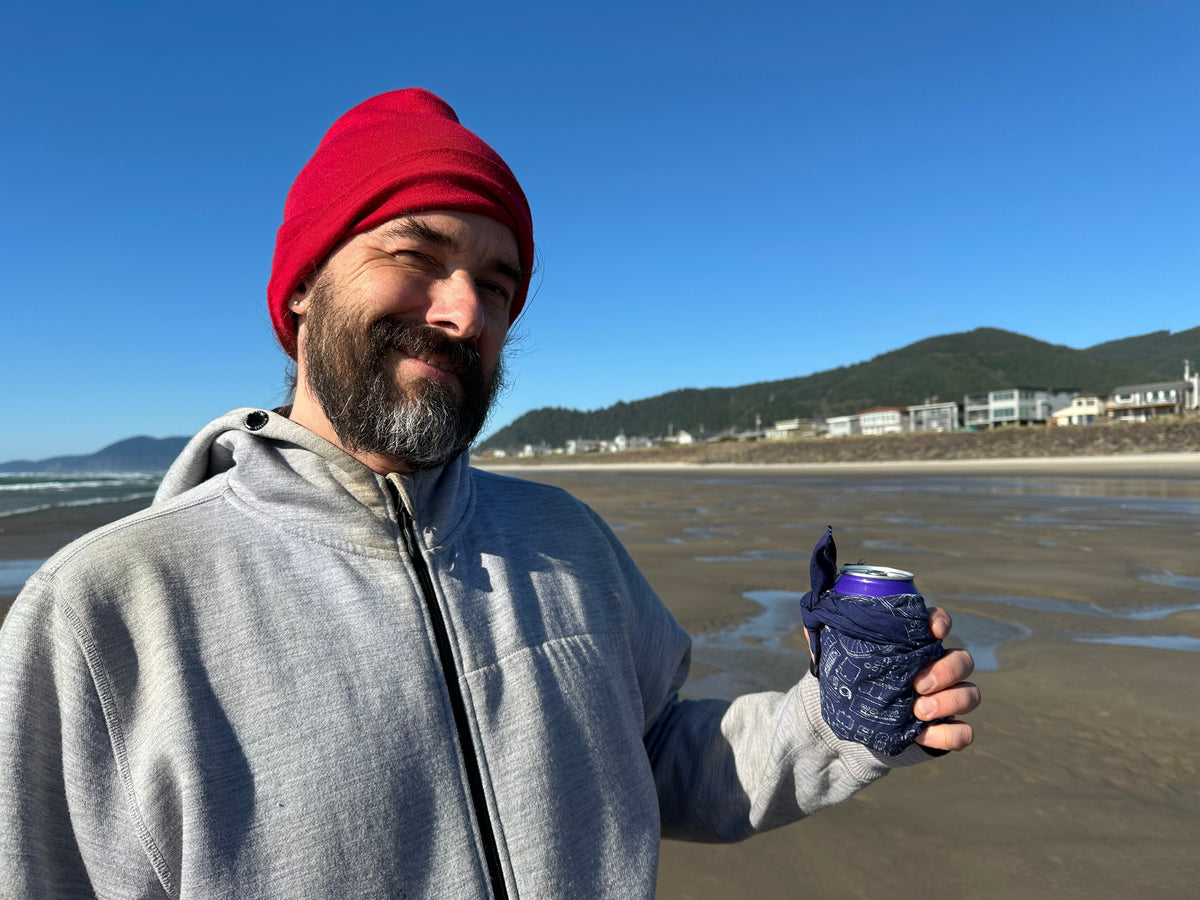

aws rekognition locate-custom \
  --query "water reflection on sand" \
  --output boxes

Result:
[639,468,1200,696]
[0,560,43,595]
[685,579,1200,702]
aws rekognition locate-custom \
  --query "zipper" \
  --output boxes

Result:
[393,489,509,900]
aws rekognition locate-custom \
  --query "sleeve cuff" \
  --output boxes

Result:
[797,674,938,779]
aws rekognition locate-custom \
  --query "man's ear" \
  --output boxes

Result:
[289,281,311,316]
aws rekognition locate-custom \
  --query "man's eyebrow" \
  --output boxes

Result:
[492,258,524,285]
[381,218,523,284]
[379,218,456,250]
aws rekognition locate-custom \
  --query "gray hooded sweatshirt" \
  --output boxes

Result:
[0,409,929,899]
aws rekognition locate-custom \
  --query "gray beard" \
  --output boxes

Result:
[302,280,505,471]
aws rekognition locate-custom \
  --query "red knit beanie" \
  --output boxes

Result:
[267,88,534,357]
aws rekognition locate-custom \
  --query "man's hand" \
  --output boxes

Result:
[801,607,981,752]
[911,608,979,752]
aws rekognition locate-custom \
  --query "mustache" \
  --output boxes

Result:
[366,319,485,380]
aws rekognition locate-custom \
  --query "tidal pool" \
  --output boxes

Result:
[950,592,1200,622]
[685,578,1200,701]
[685,590,1024,703]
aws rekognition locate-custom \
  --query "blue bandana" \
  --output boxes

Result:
[799,528,944,756]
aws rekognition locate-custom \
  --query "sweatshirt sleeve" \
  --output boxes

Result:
[587,523,933,843]
[645,670,930,842]
[0,577,166,898]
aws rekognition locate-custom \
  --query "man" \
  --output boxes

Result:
[0,89,979,898]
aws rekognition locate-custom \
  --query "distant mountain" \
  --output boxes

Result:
[1084,326,1200,379]
[479,327,1192,452]
[0,436,189,474]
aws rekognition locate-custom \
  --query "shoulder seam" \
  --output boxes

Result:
[39,480,230,578]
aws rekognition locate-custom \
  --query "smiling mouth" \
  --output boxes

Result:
[372,319,482,388]
[401,349,461,378]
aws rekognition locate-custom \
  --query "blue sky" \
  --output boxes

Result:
[1,1,1196,461]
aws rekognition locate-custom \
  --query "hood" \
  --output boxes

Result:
[154,409,374,505]
[154,408,477,552]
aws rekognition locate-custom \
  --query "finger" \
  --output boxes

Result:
[913,682,981,721]
[802,626,815,664]
[928,606,952,640]
[915,720,974,752]
[913,648,975,694]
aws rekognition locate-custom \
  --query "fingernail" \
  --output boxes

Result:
[913,675,934,694]
[933,614,949,634]
[914,698,933,718]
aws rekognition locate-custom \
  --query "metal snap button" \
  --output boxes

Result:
[244,410,270,431]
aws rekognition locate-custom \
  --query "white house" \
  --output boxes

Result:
[825,414,860,438]
[764,418,818,440]
[565,438,601,454]
[858,407,906,436]
[905,401,960,433]
[1107,362,1199,421]
[610,434,653,452]
[963,388,1076,428]
[1051,396,1105,426]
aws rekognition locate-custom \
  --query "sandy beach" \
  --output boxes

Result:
[495,457,1200,898]
[3,455,1198,897]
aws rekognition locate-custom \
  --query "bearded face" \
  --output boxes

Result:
[300,275,506,471]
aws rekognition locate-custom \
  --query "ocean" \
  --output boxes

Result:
[0,473,161,519]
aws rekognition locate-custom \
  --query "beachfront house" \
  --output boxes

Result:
[764,419,801,440]
[824,414,860,438]
[858,407,907,436]
[905,401,961,433]
[565,438,601,454]
[963,387,1076,429]
[1051,395,1106,426]
[611,433,653,452]
[1106,362,1200,422]
[764,418,819,440]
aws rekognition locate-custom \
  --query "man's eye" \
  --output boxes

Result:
[479,281,513,306]
[395,250,438,268]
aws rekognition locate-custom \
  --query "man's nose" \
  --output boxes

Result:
[426,271,485,341]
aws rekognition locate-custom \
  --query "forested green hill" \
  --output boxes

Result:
[479,327,1193,452]
[1084,326,1200,377]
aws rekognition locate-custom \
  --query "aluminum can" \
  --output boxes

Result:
[834,564,917,598]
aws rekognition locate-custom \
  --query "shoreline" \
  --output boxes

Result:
[481,449,1200,478]
[6,452,1197,565]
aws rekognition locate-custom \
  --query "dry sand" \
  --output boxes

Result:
[3,456,1198,897]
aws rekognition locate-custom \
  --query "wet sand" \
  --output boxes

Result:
[502,459,1200,899]
[4,457,1199,897]
[0,498,152,623]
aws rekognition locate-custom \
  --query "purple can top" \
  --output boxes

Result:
[834,564,917,598]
